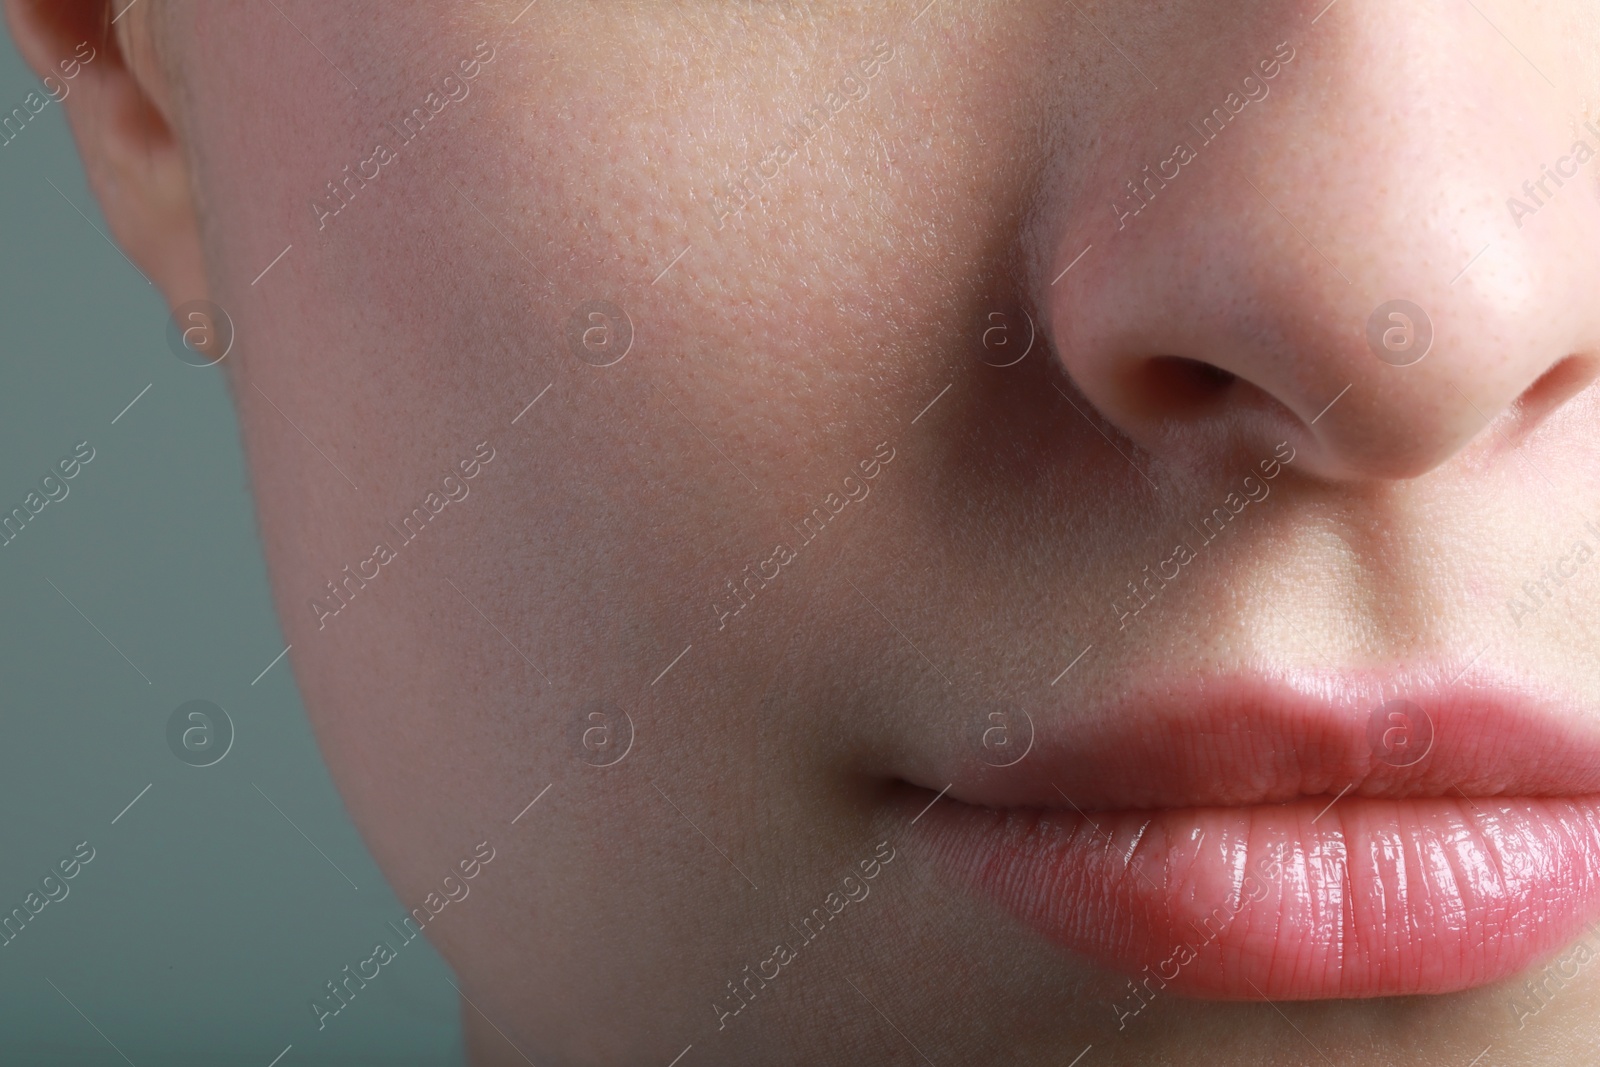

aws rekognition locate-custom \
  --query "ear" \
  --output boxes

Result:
[3,0,209,305]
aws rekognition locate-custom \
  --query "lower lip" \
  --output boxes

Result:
[912,792,1600,1000]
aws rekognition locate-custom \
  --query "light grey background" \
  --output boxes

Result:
[0,23,466,1066]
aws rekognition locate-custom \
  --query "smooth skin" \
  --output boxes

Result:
[9,0,1600,1063]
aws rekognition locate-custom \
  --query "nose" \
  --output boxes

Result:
[1041,8,1600,481]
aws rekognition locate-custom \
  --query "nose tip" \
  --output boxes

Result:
[1052,230,1600,480]
[1040,14,1600,482]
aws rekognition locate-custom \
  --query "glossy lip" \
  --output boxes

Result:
[905,668,1600,1001]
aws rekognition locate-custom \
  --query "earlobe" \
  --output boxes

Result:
[3,0,209,308]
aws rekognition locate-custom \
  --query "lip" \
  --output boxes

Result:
[904,668,1600,1001]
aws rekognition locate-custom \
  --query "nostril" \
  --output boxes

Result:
[1125,356,1238,418]
[1508,354,1600,437]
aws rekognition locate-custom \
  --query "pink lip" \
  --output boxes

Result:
[905,669,1600,1000]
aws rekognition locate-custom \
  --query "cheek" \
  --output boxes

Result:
[192,4,1053,1056]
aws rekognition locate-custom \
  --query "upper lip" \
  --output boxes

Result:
[929,665,1600,812]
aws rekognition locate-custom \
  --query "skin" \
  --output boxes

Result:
[9,0,1600,1062]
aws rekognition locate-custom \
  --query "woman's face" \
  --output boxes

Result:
[42,0,1600,1062]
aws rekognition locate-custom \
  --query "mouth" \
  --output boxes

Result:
[902,668,1600,1001]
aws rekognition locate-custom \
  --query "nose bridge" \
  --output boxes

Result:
[1043,2,1600,481]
